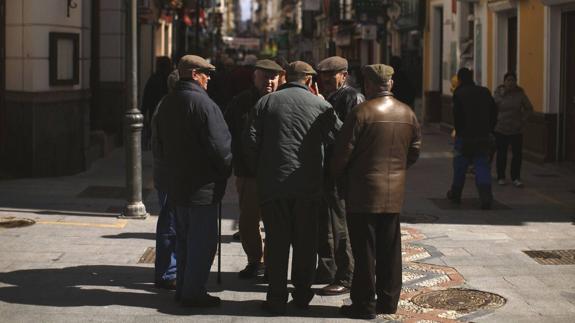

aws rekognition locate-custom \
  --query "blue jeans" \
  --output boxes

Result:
[155,191,177,283]
[175,204,218,300]
[451,138,492,201]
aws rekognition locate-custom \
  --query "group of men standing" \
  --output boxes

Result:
[151,53,421,319]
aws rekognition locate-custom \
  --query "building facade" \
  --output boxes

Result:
[423,0,575,162]
[0,0,176,177]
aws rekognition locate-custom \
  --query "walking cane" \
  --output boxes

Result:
[217,201,222,284]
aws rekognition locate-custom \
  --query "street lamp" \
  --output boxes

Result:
[121,0,148,219]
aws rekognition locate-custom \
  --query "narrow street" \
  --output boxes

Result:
[0,126,574,322]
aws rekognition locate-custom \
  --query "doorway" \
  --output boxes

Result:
[562,11,575,161]
[507,16,517,73]
[0,0,5,158]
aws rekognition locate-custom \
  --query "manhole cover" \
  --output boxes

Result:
[401,212,439,223]
[138,247,155,263]
[411,288,506,313]
[523,249,575,265]
[0,216,36,228]
[77,186,151,200]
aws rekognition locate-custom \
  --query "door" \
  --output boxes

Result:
[563,11,575,161]
[507,16,517,73]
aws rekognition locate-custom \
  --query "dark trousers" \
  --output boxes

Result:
[155,191,177,283]
[261,198,319,306]
[347,213,402,313]
[451,138,493,203]
[316,188,353,286]
[494,132,523,181]
[174,204,218,300]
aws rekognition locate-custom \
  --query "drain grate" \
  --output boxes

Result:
[411,288,506,313]
[0,216,36,228]
[77,186,151,200]
[523,249,575,265]
[138,247,156,264]
[429,198,511,210]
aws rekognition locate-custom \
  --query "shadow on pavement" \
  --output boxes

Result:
[101,232,156,240]
[0,265,336,317]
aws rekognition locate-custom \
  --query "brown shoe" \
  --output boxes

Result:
[318,283,350,296]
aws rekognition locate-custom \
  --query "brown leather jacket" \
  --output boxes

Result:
[331,92,421,214]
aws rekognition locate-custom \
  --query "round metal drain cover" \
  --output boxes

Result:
[0,216,36,228]
[411,288,506,313]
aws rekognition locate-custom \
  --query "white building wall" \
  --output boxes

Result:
[5,0,87,92]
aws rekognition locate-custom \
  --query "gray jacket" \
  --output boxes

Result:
[493,85,533,135]
[243,82,341,204]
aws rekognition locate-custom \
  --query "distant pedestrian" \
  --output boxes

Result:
[154,55,232,307]
[493,72,533,187]
[332,64,421,319]
[389,56,416,107]
[315,56,365,296]
[225,59,284,279]
[150,68,180,291]
[244,61,341,315]
[447,68,498,209]
[141,56,172,149]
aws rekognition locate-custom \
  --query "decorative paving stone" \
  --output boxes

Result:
[411,288,506,313]
[0,216,36,228]
[523,249,575,265]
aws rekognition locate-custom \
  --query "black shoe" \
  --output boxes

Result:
[318,283,350,296]
[180,294,221,308]
[261,300,286,316]
[232,231,241,241]
[376,302,397,314]
[340,304,376,320]
[155,279,176,290]
[238,262,265,279]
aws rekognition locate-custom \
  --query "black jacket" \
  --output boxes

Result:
[453,82,498,154]
[244,82,341,204]
[326,85,365,122]
[152,80,232,206]
[224,87,261,178]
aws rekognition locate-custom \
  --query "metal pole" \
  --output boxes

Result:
[121,0,148,219]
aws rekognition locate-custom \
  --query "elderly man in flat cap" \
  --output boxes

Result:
[153,54,231,307]
[224,59,284,279]
[314,56,365,296]
[244,61,341,315]
[332,64,421,319]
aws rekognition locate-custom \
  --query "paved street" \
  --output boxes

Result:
[0,125,574,322]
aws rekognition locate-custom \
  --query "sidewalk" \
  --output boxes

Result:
[0,126,574,322]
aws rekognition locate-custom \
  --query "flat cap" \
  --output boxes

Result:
[287,61,317,76]
[316,56,348,72]
[362,64,394,83]
[178,55,215,72]
[254,59,284,72]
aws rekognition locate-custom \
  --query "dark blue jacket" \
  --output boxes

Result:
[152,80,232,206]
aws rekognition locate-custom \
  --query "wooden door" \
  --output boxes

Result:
[563,11,575,161]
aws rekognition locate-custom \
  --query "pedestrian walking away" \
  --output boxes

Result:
[493,72,533,187]
[243,60,341,315]
[332,63,421,319]
[141,56,172,150]
[153,54,232,307]
[225,59,285,279]
[446,68,498,209]
[150,67,180,291]
[315,55,365,296]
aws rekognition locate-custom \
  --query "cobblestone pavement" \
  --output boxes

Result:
[1,125,574,322]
